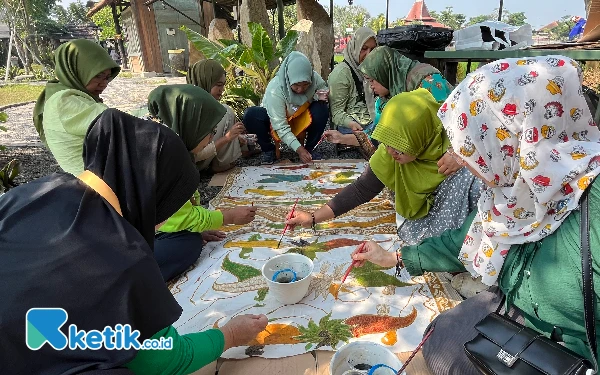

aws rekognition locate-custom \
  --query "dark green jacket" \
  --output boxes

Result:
[403,182,600,362]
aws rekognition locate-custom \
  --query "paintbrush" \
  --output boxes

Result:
[333,242,366,299]
[312,134,327,150]
[277,197,299,248]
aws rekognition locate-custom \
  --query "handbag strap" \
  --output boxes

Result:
[77,170,123,217]
[581,187,598,371]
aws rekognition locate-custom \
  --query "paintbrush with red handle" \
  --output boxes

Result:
[340,242,366,284]
[277,197,299,248]
[312,134,327,150]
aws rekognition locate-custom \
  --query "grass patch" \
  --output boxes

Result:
[457,62,480,83]
[0,85,44,106]
[120,71,133,78]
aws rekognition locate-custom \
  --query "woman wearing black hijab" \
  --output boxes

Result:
[0,109,267,375]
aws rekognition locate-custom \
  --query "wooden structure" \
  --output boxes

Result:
[87,0,295,73]
[402,0,446,28]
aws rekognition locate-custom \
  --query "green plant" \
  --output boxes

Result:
[183,22,299,104]
[294,313,353,350]
[0,112,20,194]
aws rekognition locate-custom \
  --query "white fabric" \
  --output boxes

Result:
[438,55,600,285]
[453,21,532,51]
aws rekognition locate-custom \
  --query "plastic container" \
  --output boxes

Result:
[330,341,404,375]
[261,253,314,304]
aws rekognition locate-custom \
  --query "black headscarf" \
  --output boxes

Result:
[0,109,199,374]
[147,84,226,151]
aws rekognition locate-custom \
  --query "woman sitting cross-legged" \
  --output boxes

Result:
[287,89,480,247]
[0,108,267,375]
[243,51,329,165]
[147,84,257,282]
[34,39,120,175]
[187,59,251,172]
[350,56,600,374]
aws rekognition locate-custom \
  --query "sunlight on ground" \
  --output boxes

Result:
[0,85,44,106]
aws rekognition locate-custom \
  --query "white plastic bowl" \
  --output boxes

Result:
[261,253,314,304]
[330,341,404,375]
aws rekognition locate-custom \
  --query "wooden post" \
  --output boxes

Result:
[111,3,129,69]
[498,0,504,21]
[276,0,285,40]
[385,0,390,29]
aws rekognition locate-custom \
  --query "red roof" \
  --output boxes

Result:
[404,0,447,28]
[405,0,433,21]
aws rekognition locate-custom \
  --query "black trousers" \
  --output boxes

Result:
[243,101,329,153]
[154,231,204,282]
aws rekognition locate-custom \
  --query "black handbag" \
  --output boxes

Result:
[464,189,598,375]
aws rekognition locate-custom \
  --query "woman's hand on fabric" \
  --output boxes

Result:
[437,151,462,176]
[285,210,313,230]
[297,146,313,164]
[220,314,268,350]
[201,230,226,243]
[351,241,398,268]
[222,206,257,225]
[347,121,363,131]
[225,122,246,142]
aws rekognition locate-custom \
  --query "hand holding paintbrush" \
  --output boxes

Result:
[332,242,367,299]
[277,198,299,248]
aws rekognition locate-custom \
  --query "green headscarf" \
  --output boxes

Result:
[186,59,226,93]
[359,46,418,98]
[33,39,120,143]
[276,51,316,106]
[343,27,376,78]
[147,84,226,151]
[369,89,449,220]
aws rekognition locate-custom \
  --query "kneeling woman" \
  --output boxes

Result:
[287,89,480,246]
[244,51,329,165]
[0,109,267,374]
[147,84,257,282]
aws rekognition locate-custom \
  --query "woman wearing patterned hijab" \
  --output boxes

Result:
[350,56,600,373]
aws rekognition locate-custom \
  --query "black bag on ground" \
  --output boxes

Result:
[376,25,453,54]
[464,189,597,375]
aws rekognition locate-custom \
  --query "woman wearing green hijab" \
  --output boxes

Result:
[360,46,453,127]
[243,51,329,165]
[287,89,482,246]
[33,39,120,175]
[147,84,258,281]
[328,27,377,132]
[187,59,249,172]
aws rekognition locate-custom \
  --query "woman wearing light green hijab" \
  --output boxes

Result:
[328,27,377,132]
[187,59,249,172]
[287,89,482,246]
[33,39,120,175]
[243,51,329,165]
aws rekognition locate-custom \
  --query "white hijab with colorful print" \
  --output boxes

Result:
[438,55,600,285]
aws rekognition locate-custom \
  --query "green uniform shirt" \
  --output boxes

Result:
[402,182,600,362]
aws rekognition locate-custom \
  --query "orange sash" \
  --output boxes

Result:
[77,170,123,216]
[271,101,312,142]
